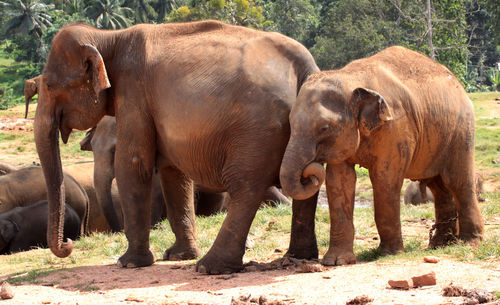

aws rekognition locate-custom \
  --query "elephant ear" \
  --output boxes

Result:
[0,219,18,244]
[81,44,111,101]
[352,87,393,136]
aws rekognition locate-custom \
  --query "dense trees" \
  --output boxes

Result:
[0,0,498,106]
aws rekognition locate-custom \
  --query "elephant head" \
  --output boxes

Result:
[24,75,41,119]
[80,116,121,232]
[0,218,18,253]
[34,25,111,258]
[280,77,393,200]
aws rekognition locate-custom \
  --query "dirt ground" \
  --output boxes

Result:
[1,106,499,305]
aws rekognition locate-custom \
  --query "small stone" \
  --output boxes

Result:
[298,263,324,273]
[0,282,14,300]
[125,295,144,302]
[423,256,439,263]
[346,295,374,305]
[388,279,412,290]
[411,271,436,287]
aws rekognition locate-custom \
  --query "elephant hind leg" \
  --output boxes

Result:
[195,181,267,275]
[427,176,458,248]
[440,168,484,246]
[159,165,201,261]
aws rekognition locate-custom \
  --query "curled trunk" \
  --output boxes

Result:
[280,141,325,200]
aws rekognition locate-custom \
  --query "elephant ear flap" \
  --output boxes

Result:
[352,87,393,136]
[82,44,111,99]
[80,126,96,151]
[0,220,17,244]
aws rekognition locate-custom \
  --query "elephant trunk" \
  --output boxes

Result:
[280,139,325,200]
[25,97,31,119]
[34,83,73,258]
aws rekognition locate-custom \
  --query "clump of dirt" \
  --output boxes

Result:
[345,295,374,305]
[442,284,498,304]
[243,257,324,273]
[230,294,294,305]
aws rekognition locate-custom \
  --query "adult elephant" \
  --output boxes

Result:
[24,75,41,119]
[280,46,484,266]
[34,20,319,274]
[0,200,81,254]
[0,166,88,234]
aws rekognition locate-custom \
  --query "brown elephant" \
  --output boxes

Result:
[0,166,88,235]
[0,163,18,175]
[280,46,484,266]
[24,75,41,119]
[34,20,319,274]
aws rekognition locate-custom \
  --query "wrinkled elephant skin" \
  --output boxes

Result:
[280,46,484,266]
[34,21,319,273]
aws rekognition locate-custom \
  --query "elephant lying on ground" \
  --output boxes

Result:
[35,20,318,273]
[280,46,484,266]
[24,75,41,119]
[80,115,290,232]
[405,174,485,205]
[0,163,18,175]
[0,166,88,235]
[0,200,80,254]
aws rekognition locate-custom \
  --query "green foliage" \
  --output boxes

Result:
[168,0,266,29]
[262,0,319,47]
[84,0,133,29]
[311,0,404,70]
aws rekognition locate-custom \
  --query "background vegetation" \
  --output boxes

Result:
[0,0,499,110]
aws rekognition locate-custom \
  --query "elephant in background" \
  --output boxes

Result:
[34,20,319,273]
[405,174,485,205]
[24,75,41,119]
[280,46,484,266]
[0,200,80,254]
[0,165,88,235]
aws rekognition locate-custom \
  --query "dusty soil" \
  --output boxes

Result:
[1,104,499,305]
[1,256,499,305]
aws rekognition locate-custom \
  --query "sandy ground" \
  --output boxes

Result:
[1,257,499,305]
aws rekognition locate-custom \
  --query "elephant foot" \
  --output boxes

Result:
[322,248,356,266]
[195,251,244,275]
[117,249,155,268]
[429,226,458,249]
[286,237,318,260]
[378,242,404,255]
[163,242,201,261]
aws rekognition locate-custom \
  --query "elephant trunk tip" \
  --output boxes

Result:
[281,162,326,201]
[49,238,73,258]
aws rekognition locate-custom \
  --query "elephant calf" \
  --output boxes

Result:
[280,46,484,266]
[0,200,80,254]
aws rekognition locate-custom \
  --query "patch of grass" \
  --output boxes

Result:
[73,280,100,291]
[6,268,60,285]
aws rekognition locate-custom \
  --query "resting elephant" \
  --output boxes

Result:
[0,200,80,254]
[34,20,319,273]
[280,46,484,266]
[405,174,485,205]
[0,166,88,235]
[0,163,18,175]
[80,116,290,232]
[24,75,41,119]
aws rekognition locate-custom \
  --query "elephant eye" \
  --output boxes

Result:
[319,123,330,133]
[84,60,91,73]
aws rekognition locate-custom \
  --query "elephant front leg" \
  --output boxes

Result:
[323,162,356,266]
[286,193,319,260]
[159,166,201,261]
[115,129,156,268]
[371,171,404,255]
